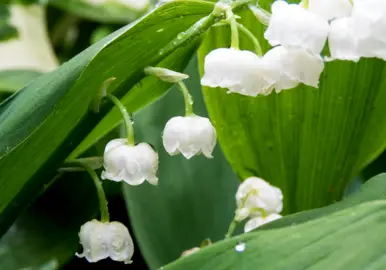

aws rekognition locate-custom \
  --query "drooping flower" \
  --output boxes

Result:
[236,177,283,217]
[328,17,360,62]
[308,0,352,21]
[201,48,274,96]
[102,139,159,186]
[261,46,324,90]
[244,214,282,233]
[350,0,386,61]
[162,115,217,159]
[76,220,134,264]
[264,0,329,55]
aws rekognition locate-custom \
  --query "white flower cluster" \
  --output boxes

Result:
[202,0,386,97]
[235,177,283,232]
[76,220,134,264]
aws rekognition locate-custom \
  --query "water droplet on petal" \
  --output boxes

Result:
[235,242,246,252]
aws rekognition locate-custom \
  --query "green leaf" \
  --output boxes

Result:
[123,58,240,269]
[0,0,214,236]
[198,7,386,213]
[0,172,97,270]
[163,173,386,270]
[0,70,42,93]
[48,0,148,23]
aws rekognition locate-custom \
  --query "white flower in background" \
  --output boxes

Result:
[76,220,134,264]
[0,4,58,72]
[328,18,360,62]
[308,0,352,21]
[162,115,217,159]
[201,48,275,97]
[102,139,159,186]
[350,0,386,61]
[261,46,324,89]
[236,177,283,217]
[264,0,329,55]
[244,214,282,233]
[85,0,149,11]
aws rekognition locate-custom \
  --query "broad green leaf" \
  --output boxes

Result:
[198,7,386,213]
[0,172,97,270]
[0,70,42,93]
[0,0,215,236]
[124,58,240,269]
[164,173,386,270]
[48,0,148,23]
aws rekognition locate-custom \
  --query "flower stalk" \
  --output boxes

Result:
[236,22,262,56]
[177,81,194,116]
[73,161,110,222]
[106,93,135,146]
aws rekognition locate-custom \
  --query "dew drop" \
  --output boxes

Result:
[157,28,164,33]
[235,242,246,252]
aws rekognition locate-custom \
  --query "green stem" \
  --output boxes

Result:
[73,161,110,222]
[302,0,309,8]
[158,0,251,57]
[106,93,134,145]
[227,9,239,49]
[225,219,238,239]
[178,81,194,116]
[236,22,262,56]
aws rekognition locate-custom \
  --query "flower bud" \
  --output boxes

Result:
[201,48,274,97]
[244,214,282,233]
[236,177,283,217]
[76,220,134,264]
[144,66,189,83]
[181,247,201,257]
[102,139,159,186]
[162,115,216,159]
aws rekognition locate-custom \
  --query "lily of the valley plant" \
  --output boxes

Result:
[1,0,386,268]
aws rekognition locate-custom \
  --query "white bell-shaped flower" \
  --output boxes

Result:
[163,115,216,159]
[351,0,386,60]
[76,220,110,263]
[102,139,159,186]
[105,221,135,264]
[260,46,299,92]
[244,214,282,233]
[236,177,283,217]
[308,0,352,21]
[261,46,324,89]
[264,1,329,55]
[201,48,274,97]
[328,17,360,62]
[76,220,134,264]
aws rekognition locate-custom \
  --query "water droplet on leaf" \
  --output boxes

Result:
[235,242,246,252]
